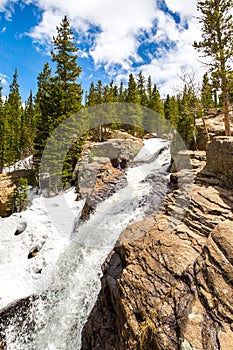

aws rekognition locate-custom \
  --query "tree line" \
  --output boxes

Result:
[0,0,232,182]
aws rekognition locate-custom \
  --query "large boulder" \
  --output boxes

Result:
[78,157,128,220]
[196,112,230,150]
[74,138,143,220]
[81,152,233,350]
[0,174,16,217]
[0,169,31,217]
[204,136,233,189]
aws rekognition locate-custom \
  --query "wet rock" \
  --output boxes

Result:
[77,158,128,221]
[28,247,39,259]
[75,137,143,221]
[81,150,233,350]
[14,221,27,235]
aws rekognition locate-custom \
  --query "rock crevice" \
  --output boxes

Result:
[81,150,233,350]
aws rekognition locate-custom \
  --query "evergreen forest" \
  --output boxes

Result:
[0,5,232,187]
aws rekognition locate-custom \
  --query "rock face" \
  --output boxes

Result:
[204,136,233,189]
[196,112,232,150]
[0,174,16,217]
[0,169,31,217]
[74,138,143,220]
[81,150,233,350]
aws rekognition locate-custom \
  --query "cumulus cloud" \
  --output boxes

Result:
[28,10,63,48]
[137,6,204,97]
[164,0,197,17]
[26,0,157,69]
[0,0,18,19]
[0,73,8,85]
[0,0,204,95]
[0,0,11,12]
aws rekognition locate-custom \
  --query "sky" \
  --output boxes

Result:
[0,0,204,102]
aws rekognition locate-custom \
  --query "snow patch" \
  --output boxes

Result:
[0,187,83,308]
[2,156,33,174]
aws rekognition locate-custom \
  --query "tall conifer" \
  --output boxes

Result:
[51,15,83,118]
[5,69,22,164]
[194,0,233,135]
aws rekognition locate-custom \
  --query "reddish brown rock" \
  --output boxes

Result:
[196,112,233,150]
[75,137,143,220]
[0,174,16,217]
[204,136,233,189]
[81,149,233,350]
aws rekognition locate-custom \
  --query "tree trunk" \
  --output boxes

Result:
[222,73,231,136]
[201,110,210,143]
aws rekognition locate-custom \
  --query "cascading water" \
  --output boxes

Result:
[2,138,171,350]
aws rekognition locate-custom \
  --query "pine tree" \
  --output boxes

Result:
[51,15,83,118]
[125,74,143,135]
[33,62,54,169]
[4,69,22,165]
[49,16,84,188]
[103,80,118,103]
[177,86,196,145]
[86,82,96,106]
[147,76,153,102]
[94,80,103,104]
[19,91,36,156]
[0,84,5,173]
[126,74,140,104]
[112,82,119,102]
[164,94,180,128]
[148,84,164,115]
[10,177,30,213]
[194,0,233,135]
[118,82,126,102]
[228,72,233,104]
[137,71,148,106]
[201,73,213,114]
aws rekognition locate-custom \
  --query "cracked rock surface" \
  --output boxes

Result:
[81,150,233,350]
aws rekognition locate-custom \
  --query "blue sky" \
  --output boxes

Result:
[0,0,202,102]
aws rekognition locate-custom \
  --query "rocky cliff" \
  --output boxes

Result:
[0,174,16,217]
[196,112,231,150]
[81,141,233,349]
[1,135,233,350]
[74,137,143,220]
[0,169,31,217]
[204,136,233,189]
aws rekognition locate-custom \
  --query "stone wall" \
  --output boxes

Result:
[205,136,233,189]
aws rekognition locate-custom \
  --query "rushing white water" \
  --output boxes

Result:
[3,138,171,350]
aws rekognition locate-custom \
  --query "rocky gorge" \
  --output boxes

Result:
[0,121,233,349]
[81,135,233,350]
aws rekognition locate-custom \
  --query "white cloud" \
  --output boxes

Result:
[114,5,204,98]
[26,0,157,69]
[27,9,63,47]
[0,0,11,12]
[0,0,18,20]
[0,73,8,86]
[0,0,204,95]
[164,0,197,17]
[1,27,6,33]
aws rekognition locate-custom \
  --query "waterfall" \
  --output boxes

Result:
[2,138,171,350]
